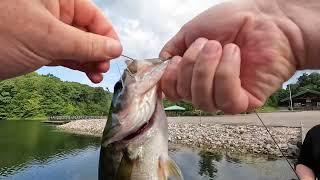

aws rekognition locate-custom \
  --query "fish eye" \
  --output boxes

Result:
[114,81,123,92]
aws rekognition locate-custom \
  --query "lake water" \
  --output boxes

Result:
[0,121,297,180]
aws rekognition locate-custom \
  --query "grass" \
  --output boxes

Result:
[6,117,48,121]
[256,106,278,113]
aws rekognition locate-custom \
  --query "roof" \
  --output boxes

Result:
[280,89,320,102]
[164,105,186,111]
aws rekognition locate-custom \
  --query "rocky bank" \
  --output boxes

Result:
[58,119,301,157]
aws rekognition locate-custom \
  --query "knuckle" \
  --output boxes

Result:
[86,33,95,60]
[193,65,207,80]
[176,77,191,98]
[215,66,232,80]
[180,22,191,33]
[163,72,175,84]
[182,51,197,64]
[163,88,180,102]
[218,101,246,114]
[193,100,215,113]
[176,85,188,98]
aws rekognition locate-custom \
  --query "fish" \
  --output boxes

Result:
[98,58,184,180]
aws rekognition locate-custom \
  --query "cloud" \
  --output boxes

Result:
[99,0,222,58]
[38,0,221,91]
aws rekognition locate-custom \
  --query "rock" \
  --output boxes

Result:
[59,118,300,158]
[266,144,272,149]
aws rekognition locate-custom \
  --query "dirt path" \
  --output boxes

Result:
[168,111,320,130]
[168,111,320,142]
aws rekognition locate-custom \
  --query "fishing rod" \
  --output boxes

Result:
[254,110,300,180]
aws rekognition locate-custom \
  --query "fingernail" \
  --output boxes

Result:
[203,41,221,54]
[170,56,182,65]
[232,44,239,55]
[160,51,172,60]
[107,39,122,58]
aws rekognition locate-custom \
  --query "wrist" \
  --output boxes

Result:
[254,0,307,70]
[275,0,320,70]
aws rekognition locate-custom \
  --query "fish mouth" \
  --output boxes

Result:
[122,112,156,142]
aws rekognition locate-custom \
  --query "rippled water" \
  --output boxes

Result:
[0,121,297,180]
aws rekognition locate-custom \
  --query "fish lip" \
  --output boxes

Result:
[119,111,156,143]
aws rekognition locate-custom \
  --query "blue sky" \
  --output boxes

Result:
[36,0,318,91]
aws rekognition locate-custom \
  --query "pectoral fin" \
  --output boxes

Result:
[116,154,134,180]
[158,156,184,180]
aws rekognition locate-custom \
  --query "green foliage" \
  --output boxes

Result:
[263,72,320,110]
[164,73,320,114]
[198,150,222,179]
[163,99,215,116]
[0,73,112,120]
[256,106,278,113]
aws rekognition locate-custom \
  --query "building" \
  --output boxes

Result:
[280,89,320,110]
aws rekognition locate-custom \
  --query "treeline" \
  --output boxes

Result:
[0,73,112,120]
[164,72,320,114]
[1,72,319,119]
[265,72,320,108]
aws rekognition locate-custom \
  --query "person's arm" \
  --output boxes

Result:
[277,0,320,69]
[296,164,316,180]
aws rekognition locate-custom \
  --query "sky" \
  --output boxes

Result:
[36,0,318,91]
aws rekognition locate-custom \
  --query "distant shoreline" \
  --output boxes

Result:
[57,114,302,158]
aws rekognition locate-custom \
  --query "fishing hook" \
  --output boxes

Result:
[120,54,135,76]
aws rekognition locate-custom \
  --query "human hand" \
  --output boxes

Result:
[296,164,316,180]
[160,0,306,113]
[0,0,122,83]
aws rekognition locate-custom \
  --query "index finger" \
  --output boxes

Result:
[73,0,119,40]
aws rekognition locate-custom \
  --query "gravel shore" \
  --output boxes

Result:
[58,118,301,157]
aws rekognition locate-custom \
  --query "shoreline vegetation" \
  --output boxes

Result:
[58,118,301,158]
[4,71,320,158]
[1,71,305,120]
[4,72,320,121]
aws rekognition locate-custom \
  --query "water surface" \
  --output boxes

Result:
[0,121,297,180]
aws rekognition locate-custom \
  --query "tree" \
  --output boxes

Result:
[0,73,113,119]
[198,150,222,179]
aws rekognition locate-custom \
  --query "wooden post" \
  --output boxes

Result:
[289,84,293,111]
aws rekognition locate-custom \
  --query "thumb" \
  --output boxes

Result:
[160,30,186,59]
[49,19,122,62]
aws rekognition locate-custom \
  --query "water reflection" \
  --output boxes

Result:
[171,146,297,180]
[0,121,297,180]
[198,151,222,179]
[0,120,100,178]
[225,153,242,165]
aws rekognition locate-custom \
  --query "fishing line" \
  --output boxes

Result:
[115,62,124,86]
[121,54,137,76]
[121,54,135,61]
[254,110,300,180]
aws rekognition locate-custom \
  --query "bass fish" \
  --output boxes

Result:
[98,58,184,180]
